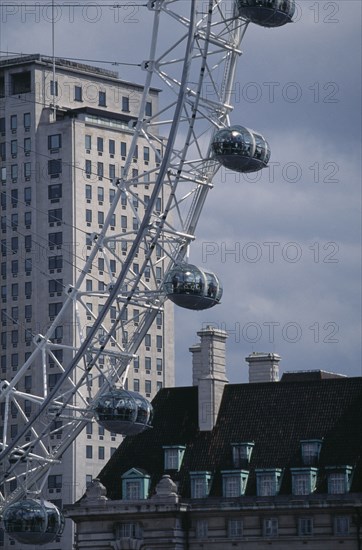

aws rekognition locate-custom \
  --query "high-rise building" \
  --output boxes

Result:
[0,54,174,549]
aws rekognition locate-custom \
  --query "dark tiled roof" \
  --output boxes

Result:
[99,378,362,500]
[281,370,346,382]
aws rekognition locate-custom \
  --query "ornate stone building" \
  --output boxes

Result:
[65,328,362,549]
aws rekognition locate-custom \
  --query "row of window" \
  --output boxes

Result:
[194,515,351,539]
[85,135,158,161]
[0,113,31,134]
[1,159,62,183]
[0,138,31,161]
[1,281,32,301]
[1,187,32,208]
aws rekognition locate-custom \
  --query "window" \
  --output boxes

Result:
[11,283,18,300]
[97,186,104,202]
[48,372,62,390]
[121,141,127,157]
[50,79,58,96]
[144,334,151,348]
[156,335,162,349]
[133,356,139,370]
[24,211,31,227]
[24,258,32,273]
[143,146,150,163]
[121,215,127,229]
[48,184,62,200]
[97,162,104,178]
[301,440,322,466]
[256,469,282,497]
[85,184,92,201]
[48,134,62,150]
[99,91,106,106]
[86,475,93,488]
[263,518,278,537]
[48,208,62,224]
[228,519,243,538]
[48,475,62,489]
[145,380,151,395]
[11,213,18,229]
[86,445,93,459]
[163,446,186,471]
[49,279,62,294]
[327,467,353,494]
[98,211,104,226]
[222,470,249,497]
[133,379,140,392]
[145,356,151,371]
[11,189,18,206]
[24,187,31,204]
[48,159,62,176]
[122,96,130,112]
[48,232,63,248]
[122,468,150,500]
[98,446,105,460]
[24,162,31,179]
[85,134,92,150]
[10,139,17,157]
[49,302,62,318]
[190,472,212,499]
[11,164,18,181]
[24,137,31,154]
[11,260,18,276]
[145,101,152,117]
[196,520,208,539]
[298,518,313,536]
[108,164,115,181]
[10,114,17,131]
[108,139,115,156]
[116,522,142,539]
[25,281,32,298]
[24,112,31,129]
[291,468,318,495]
[97,137,104,153]
[85,209,92,224]
[334,516,349,536]
[48,255,63,270]
[156,358,163,372]
[74,85,82,101]
[11,72,31,95]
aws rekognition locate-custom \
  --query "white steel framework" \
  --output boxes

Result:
[0,0,250,510]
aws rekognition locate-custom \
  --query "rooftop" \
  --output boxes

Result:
[99,376,362,500]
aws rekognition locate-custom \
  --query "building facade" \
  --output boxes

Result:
[65,328,362,549]
[0,54,174,549]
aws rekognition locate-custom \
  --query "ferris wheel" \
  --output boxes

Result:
[0,0,295,544]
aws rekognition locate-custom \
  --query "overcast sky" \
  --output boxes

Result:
[1,0,361,385]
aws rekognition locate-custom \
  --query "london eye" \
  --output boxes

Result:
[0,0,294,543]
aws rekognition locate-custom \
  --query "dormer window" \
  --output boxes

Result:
[326,466,353,494]
[163,445,186,471]
[232,442,254,467]
[291,467,318,495]
[190,471,212,499]
[221,470,249,497]
[300,439,322,466]
[121,468,150,500]
[256,469,282,496]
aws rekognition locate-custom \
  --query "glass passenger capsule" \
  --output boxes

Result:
[237,0,295,27]
[211,125,270,173]
[3,499,65,545]
[93,389,153,435]
[164,264,223,310]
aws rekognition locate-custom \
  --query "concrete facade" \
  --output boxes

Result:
[0,55,174,549]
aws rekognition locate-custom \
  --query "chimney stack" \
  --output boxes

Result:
[189,326,228,431]
[246,352,281,383]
